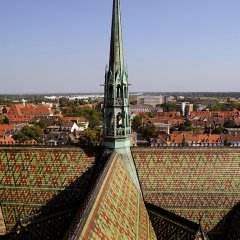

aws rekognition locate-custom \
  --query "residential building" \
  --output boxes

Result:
[176,102,194,117]
[151,133,223,147]
[0,124,14,137]
[59,122,81,133]
[221,134,240,146]
[64,117,89,130]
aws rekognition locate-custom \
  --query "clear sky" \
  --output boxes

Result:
[1,0,240,94]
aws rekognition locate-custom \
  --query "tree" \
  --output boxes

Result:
[211,126,224,134]
[204,126,211,134]
[78,129,97,147]
[204,124,224,134]
[14,125,43,143]
[224,119,236,128]
[32,96,46,104]
[0,116,9,124]
[212,105,221,111]
[177,119,192,132]
[185,119,192,128]
[87,110,102,130]
[3,117,9,124]
[143,124,158,142]
[170,126,177,133]
[235,103,240,111]
[132,115,142,130]
[161,102,176,112]
[178,124,188,132]
[192,126,202,135]
[35,119,56,129]
[59,98,71,107]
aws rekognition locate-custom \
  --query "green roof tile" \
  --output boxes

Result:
[0,147,96,233]
[132,147,240,231]
[74,151,157,240]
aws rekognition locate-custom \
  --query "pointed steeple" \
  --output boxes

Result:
[103,0,143,197]
[103,0,131,148]
[109,0,124,74]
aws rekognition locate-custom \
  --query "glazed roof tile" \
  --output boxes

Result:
[0,207,6,235]
[146,203,201,240]
[132,147,240,231]
[71,151,157,240]
[0,147,96,233]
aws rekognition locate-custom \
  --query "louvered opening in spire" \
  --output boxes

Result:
[109,0,124,73]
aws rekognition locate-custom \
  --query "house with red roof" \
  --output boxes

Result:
[63,117,89,130]
[0,136,15,145]
[151,132,223,147]
[7,104,52,124]
[0,124,14,137]
[221,134,240,146]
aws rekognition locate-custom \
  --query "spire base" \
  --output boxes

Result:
[104,136,131,149]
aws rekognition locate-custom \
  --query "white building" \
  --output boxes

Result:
[137,95,164,107]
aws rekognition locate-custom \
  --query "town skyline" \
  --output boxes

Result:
[1,0,240,94]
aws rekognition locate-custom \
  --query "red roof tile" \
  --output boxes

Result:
[0,136,15,144]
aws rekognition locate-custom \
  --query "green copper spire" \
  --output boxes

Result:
[109,0,124,73]
[103,0,143,197]
[103,0,131,149]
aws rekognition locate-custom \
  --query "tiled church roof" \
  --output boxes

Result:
[0,207,6,235]
[0,148,158,240]
[0,147,96,234]
[132,147,240,231]
[1,146,240,239]
[146,203,202,240]
[68,151,156,240]
[208,203,240,240]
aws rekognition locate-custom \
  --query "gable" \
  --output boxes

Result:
[70,151,157,239]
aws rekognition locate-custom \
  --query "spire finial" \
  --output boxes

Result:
[109,0,124,73]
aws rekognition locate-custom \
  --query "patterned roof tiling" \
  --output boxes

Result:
[0,147,97,232]
[0,206,6,235]
[132,147,240,231]
[146,203,201,240]
[75,151,157,240]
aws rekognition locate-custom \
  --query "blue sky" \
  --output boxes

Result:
[0,0,240,94]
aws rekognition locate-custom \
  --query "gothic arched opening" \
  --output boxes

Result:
[117,84,122,98]
[109,85,113,99]
[117,112,123,128]
[124,85,127,98]
[109,112,114,128]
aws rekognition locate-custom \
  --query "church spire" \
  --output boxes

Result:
[103,0,131,149]
[109,0,124,73]
[103,0,143,196]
